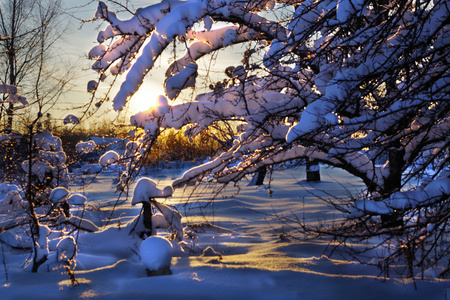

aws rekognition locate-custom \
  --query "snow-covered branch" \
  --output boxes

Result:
[89,0,449,209]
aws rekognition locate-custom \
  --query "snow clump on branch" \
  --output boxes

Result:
[89,0,450,278]
[99,150,120,167]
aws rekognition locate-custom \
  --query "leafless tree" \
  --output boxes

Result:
[0,0,74,132]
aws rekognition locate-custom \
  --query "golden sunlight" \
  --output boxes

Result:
[130,95,153,113]
[129,85,163,114]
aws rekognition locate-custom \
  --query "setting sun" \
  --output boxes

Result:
[129,84,163,113]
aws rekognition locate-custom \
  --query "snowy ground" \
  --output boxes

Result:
[1,166,449,299]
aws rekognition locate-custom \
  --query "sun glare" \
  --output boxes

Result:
[130,94,154,113]
[129,85,163,114]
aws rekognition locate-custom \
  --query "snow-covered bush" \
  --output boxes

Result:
[129,178,182,240]
[76,140,96,154]
[88,0,450,278]
[99,150,120,167]
[21,132,70,199]
[0,133,27,182]
[0,128,90,274]
[0,182,94,273]
[0,1,87,278]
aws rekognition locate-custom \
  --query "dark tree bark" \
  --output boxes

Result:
[254,166,267,186]
[306,159,320,182]
[142,201,153,237]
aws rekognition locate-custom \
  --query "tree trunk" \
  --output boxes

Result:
[254,166,267,186]
[142,201,153,237]
[306,159,320,182]
[380,148,405,230]
[25,125,47,272]
[6,0,17,131]
[32,251,47,273]
[6,103,13,132]
[249,166,267,186]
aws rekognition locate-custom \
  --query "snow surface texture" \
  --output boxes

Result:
[50,187,69,204]
[0,183,22,204]
[0,169,447,299]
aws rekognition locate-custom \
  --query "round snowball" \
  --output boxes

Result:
[57,236,76,262]
[140,236,173,271]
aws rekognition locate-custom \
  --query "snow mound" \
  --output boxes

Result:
[140,236,173,271]
[3,190,23,204]
[0,183,22,203]
[76,140,96,153]
[56,236,76,262]
[50,187,69,204]
[67,193,87,205]
[63,114,79,125]
[99,150,120,167]
[0,183,19,194]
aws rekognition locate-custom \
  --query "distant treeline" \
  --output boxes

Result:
[53,120,223,167]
